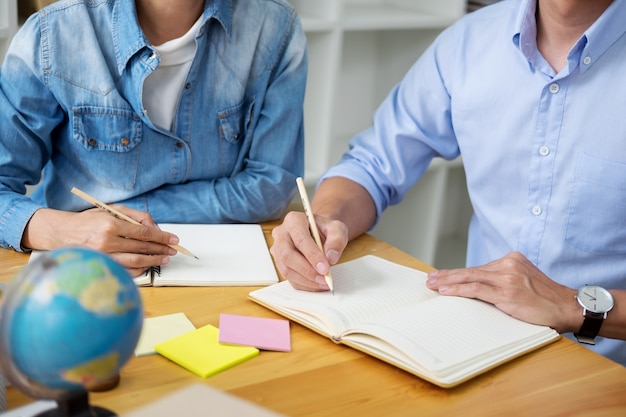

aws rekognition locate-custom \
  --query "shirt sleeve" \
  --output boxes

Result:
[320,25,462,226]
[0,16,63,251]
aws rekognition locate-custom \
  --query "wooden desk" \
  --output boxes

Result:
[2,220,626,416]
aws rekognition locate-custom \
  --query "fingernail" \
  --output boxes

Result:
[161,256,171,265]
[169,236,179,244]
[168,248,177,255]
[316,262,328,275]
[426,271,438,285]
[314,275,329,289]
[326,249,340,265]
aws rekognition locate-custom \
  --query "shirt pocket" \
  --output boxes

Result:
[72,106,142,190]
[216,99,255,174]
[565,152,626,255]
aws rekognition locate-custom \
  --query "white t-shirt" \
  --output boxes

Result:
[142,18,202,130]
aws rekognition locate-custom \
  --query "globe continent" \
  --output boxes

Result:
[0,247,143,397]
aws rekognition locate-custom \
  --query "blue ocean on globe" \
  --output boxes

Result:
[0,247,143,396]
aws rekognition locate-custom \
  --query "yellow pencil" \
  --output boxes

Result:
[71,187,198,259]
[295,177,334,295]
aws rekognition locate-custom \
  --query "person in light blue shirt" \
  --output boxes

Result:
[270,0,626,365]
[0,0,306,276]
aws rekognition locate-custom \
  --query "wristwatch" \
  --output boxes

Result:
[574,285,614,345]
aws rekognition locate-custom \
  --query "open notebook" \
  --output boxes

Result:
[28,224,279,287]
[249,255,560,388]
[135,224,278,286]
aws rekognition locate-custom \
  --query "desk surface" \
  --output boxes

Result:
[2,219,626,416]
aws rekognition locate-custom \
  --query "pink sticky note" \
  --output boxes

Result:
[219,313,291,352]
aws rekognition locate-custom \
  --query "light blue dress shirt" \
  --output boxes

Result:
[323,0,626,365]
[0,0,306,250]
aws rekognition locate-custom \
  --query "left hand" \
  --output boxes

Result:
[425,252,581,333]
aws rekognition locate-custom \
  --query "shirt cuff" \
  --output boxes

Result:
[0,200,42,252]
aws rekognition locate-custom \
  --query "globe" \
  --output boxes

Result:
[0,247,143,403]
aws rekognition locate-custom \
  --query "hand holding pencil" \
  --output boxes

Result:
[71,187,198,259]
[295,177,335,295]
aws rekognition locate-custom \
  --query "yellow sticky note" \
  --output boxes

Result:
[135,312,196,356]
[155,324,259,378]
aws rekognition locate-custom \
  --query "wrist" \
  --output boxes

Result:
[560,288,585,334]
[21,208,67,250]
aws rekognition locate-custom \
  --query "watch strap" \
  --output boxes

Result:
[574,311,605,345]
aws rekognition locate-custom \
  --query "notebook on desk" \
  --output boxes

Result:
[249,255,560,388]
[28,224,279,287]
[135,224,278,286]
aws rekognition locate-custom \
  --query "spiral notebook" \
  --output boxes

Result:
[28,224,279,287]
[134,224,278,287]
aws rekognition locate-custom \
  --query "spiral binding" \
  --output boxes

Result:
[145,265,161,277]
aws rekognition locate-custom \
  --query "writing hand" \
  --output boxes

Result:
[23,206,180,277]
[270,211,347,292]
[425,251,580,333]
[77,206,182,277]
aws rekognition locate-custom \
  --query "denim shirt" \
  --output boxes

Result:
[0,0,307,251]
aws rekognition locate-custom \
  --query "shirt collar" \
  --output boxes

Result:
[580,0,626,74]
[512,0,626,75]
[512,0,536,60]
[113,0,233,75]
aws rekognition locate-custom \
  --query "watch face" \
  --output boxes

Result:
[577,286,615,313]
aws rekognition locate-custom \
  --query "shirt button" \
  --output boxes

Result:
[185,83,191,89]
[120,137,130,146]
[539,145,550,156]
[149,53,157,60]
[532,205,542,216]
[549,83,560,94]
[176,141,184,149]
[88,138,97,146]
[583,56,592,65]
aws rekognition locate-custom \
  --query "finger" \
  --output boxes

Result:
[288,279,328,292]
[110,236,177,256]
[270,212,330,291]
[114,221,179,248]
[110,205,179,245]
[317,218,348,265]
[279,259,329,292]
[278,211,332,276]
[430,263,503,288]
[113,204,159,228]
[107,253,171,277]
[428,267,502,299]
[270,243,330,292]
[436,278,501,303]
[83,223,175,256]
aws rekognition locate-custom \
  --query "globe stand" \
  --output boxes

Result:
[34,390,116,417]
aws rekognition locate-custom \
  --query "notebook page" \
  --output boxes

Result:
[249,255,434,337]
[343,296,557,381]
[154,224,278,286]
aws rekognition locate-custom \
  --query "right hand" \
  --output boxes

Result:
[23,206,180,277]
[270,211,348,291]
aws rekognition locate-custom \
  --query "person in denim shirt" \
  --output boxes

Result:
[0,0,306,276]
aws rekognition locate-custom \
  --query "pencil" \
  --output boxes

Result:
[71,187,198,259]
[295,177,334,295]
